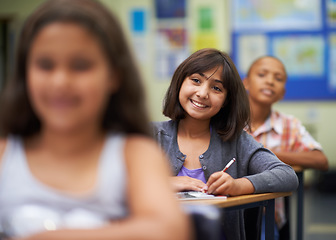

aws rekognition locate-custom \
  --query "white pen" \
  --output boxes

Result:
[222,158,236,172]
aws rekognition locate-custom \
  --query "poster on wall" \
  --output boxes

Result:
[327,0,336,27]
[155,0,186,18]
[191,7,219,52]
[232,0,321,31]
[155,25,188,79]
[272,35,325,76]
[329,33,336,91]
[130,8,148,63]
[154,0,188,80]
[231,0,336,100]
[236,34,268,74]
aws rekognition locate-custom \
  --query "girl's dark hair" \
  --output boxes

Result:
[163,48,250,141]
[0,0,151,137]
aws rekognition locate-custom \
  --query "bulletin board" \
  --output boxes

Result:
[230,0,336,100]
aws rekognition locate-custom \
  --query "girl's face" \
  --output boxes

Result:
[27,22,118,133]
[179,66,227,121]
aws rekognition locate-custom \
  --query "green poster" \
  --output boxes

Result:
[199,7,213,31]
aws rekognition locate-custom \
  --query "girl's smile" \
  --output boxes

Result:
[190,99,209,109]
[45,95,80,111]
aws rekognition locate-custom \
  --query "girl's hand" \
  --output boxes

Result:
[206,172,254,196]
[170,176,207,192]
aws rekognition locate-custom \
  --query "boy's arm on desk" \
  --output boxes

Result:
[273,150,328,171]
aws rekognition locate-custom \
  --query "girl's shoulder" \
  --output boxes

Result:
[124,135,160,152]
[152,120,176,136]
[123,134,166,168]
[235,130,264,149]
[152,120,175,130]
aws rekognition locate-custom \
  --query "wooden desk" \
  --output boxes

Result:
[292,166,304,240]
[181,192,292,240]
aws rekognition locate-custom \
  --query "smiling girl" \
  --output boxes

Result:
[153,48,298,240]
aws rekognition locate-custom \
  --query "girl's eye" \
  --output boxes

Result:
[191,78,200,83]
[213,86,222,92]
[36,59,54,71]
[71,60,93,71]
[258,73,265,77]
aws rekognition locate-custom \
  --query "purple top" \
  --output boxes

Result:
[177,166,207,183]
[177,165,226,240]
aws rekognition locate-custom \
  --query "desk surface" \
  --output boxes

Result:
[180,192,292,208]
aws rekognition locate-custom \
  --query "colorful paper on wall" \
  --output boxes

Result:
[199,7,214,31]
[155,0,186,18]
[272,35,324,76]
[191,6,219,52]
[237,34,268,75]
[130,8,148,63]
[327,0,336,26]
[232,0,321,30]
[155,26,188,79]
[131,9,146,33]
[329,34,336,91]
[192,34,218,53]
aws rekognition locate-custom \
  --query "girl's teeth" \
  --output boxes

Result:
[192,100,206,107]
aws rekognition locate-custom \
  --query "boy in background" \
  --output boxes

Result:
[243,56,328,239]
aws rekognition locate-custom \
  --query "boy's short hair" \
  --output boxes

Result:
[246,56,287,79]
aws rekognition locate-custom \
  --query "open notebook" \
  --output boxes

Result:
[177,191,227,200]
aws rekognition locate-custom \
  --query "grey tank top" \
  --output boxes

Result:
[0,134,128,237]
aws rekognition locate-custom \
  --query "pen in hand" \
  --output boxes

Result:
[222,158,236,172]
[202,157,236,194]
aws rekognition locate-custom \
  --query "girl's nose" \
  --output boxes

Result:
[51,69,70,88]
[196,85,209,99]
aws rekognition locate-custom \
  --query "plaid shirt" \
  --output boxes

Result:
[247,110,322,152]
[246,110,322,229]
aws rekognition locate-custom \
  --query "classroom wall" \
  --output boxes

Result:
[1,0,336,173]
[105,0,229,123]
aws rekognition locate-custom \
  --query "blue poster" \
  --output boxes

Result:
[155,0,186,19]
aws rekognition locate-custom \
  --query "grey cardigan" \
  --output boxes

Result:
[153,120,298,240]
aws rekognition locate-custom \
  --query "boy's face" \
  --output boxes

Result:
[244,57,287,106]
